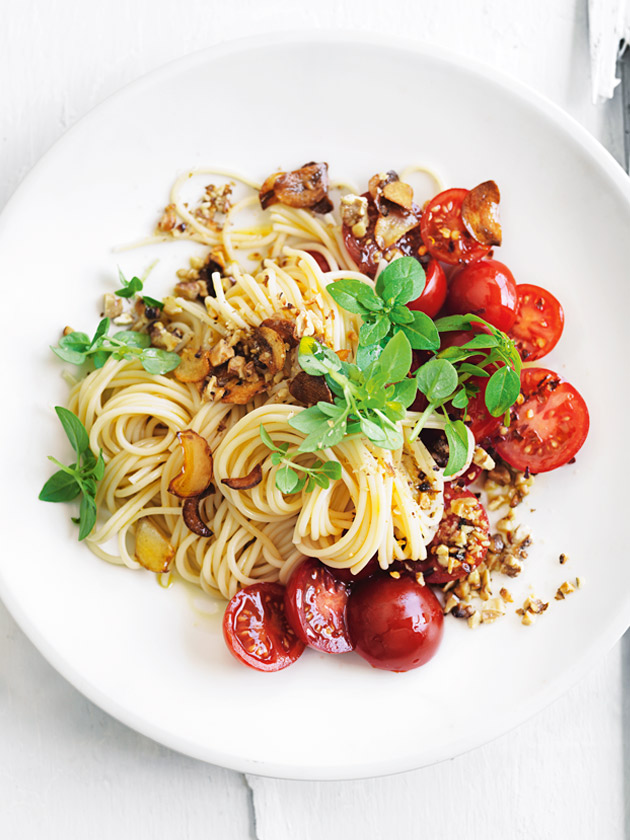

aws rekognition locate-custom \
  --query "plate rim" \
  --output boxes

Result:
[1,28,630,781]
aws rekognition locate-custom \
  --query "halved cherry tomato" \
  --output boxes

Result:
[342,192,424,277]
[406,259,447,318]
[494,367,589,473]
[420,188,491,265]
[284,559,354,653]
[418,484,490,584]
[329,555,380,584]
[451,462,483,487]
[446,259,518,331]
[508,283,564,362]
[223,582,304,671]
[346,574,444,672]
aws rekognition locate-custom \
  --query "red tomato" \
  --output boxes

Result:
[446,259,518,331]
[346,574,444,672]
[494,367,589,473]
[328,555,380,584]
[223,582,304,671]
[465,377,503,443]
[306,250,331,272]
[508,283,564,362]
[418,485,490,584]
[420,188,491,265]
[406,259,447,317]
[342,192,424,277]
[284,559,354,653]
[451,462,483,486]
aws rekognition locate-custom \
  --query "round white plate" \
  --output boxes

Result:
[1,32,629,780]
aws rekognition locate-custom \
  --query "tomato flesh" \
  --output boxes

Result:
[494,367,589,473]
[406,258,447,318]
[420,188,491,265]
[446,259,518,331]
[508,283,564,362]
[418,484,490,584]
[284,559,354,653]
[223,582,304,671]
[346,574,444,672]
[329,555,379,584]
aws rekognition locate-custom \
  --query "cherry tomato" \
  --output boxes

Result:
[406,259,447,318]
[284,559,354,653]
[328,555,380,584]
[346,574,444,672]
[306,250,331,272]
[420,188,491,265]
[418,484,490,584]
[464,377,503,443]
[494,367,589,473]
[446,259,518,331]
[451,462,483,486]
[342,192,424,277]
[223,582,304,671]
[508,283,564,362]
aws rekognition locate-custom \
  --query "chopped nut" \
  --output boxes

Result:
[444,593,459,614]
[499,587,513,603]
[559,553,568,565]
[208,338,235,367]
[472,446,496,471]
[340,194,369,237]
[149,322,180,352]
[415,572,425,587]
[157,203,178,232]
[467,611,481,629]
[389,570,401,580]
[521,611,535,626]
[103,293,123,319]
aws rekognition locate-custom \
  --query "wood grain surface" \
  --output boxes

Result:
[0,1,625,837]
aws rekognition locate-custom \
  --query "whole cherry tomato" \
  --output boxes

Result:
[346,574,444,672]
[446,259,518,332]
[406,259,447,318]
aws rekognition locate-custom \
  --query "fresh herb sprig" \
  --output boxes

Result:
[38,407,104,540]
[288,330,416,453]
[116,267,164,310]
[260,426,342,494]
[52,318,180,375]
[327,258,439,367]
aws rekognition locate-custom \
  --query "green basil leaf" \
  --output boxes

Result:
[392,377,418,408]
[400,311,440,351]
[297,417,347,452]
[39,470,81,503]
[51,345,87,365]
[92,350,111,369]
[116,276,143,298]
[288,406,329,435]
[77,493,97,541]
[311,472,330,489]
[320,460,342,479]
[327,279,374,315]
[370,330,412,385]
[55,406,89,455]
[451,388,470,409]
[113,331,151,348]
[375,256,425,305]
[389,304,414,325]
[275,466,301,494]
[316,401,346,418]
[434,315,474,332]
[416,359,458,402]
[142,295,164,309]
[458,362,491,377]
[89,318,110,349]
[359,315,390,347]
[92,451,106,481]
[59,331,91,351]
[270,451,283,465]
[140,349,181,374]
[485,366,521,416]
[461,334,499,350]
[355,343,382,369]
[298,336,341,376]
[443,419,470,477]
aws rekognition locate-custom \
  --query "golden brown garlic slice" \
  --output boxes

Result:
[259,162,333,213]
[221,375,267,404]
[134,519,175,573]
[221,464,263,491]
[251,326,287,374]
[260,316,299,348]
[174,348,211,383]
[182,490,213,538]
[168,430,214,498]
[461,181,502,247]
[288,371,333,406]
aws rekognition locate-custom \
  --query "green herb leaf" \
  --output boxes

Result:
[288,406,330,436]
[320,460,342,480]
[55,406,89,455]
[139,349,181,374]
[51,344,88,365]
[359,315,390,347]
[375,257,425,305]
[392,377,418,408]
[38,470,82,503]
[142,296,164,309]
[113,331,151,349]
[275,465,301,494]
[370,330,412,385]
[355,344,382,369]
[327,278,376,315]
[416,359,458,402]
[77,494,98,540]
[297,336,342,375]
[92,350,110,369]
[389,304,414,325]
[451,388,470,409]
[89,318,110,349]
[400,311,440,350]
[443,420,470,477]
[457,362,491,378]
[59,331,91,351]
[484,366,521,416]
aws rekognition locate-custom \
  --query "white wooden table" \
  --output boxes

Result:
[1,1,626,837]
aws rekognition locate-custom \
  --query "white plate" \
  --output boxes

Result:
[1,32,629,781]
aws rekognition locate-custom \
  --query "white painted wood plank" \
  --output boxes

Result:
[0,0,625,838]
[0,601,255,840]
[249,649,623,840]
